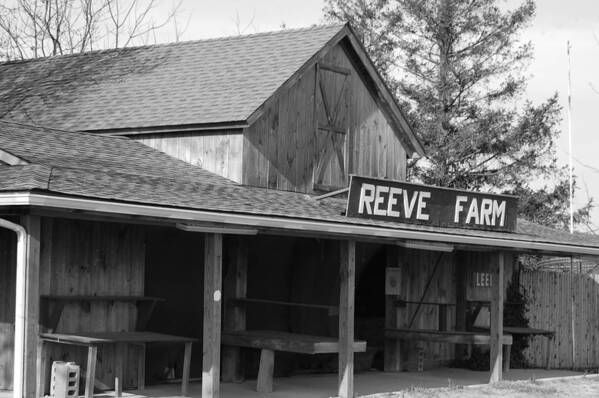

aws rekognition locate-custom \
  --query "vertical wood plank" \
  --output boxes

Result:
[222,237,248,382]
[489,251,504,383]
[203,233,223,398]
[338,240,355,398]
[256,349,275,393]
[21,215,40,398]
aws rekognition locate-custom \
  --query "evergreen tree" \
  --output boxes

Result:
[324,0,593,229]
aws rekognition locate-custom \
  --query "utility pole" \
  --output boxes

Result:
[567,41,574,234]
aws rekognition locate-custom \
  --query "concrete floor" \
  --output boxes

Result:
[99,368,585,398]
[0,368,585,398]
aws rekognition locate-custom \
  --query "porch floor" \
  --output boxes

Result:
[104,368,584,398]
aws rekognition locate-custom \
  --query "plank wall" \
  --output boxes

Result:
[243,41,408,193]
[136,130,243,183]
[40,218,145,390]
[521,270,599,369]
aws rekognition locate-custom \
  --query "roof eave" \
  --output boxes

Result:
[2,191,598,257]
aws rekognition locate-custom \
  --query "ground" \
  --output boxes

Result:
[363,376,599,398]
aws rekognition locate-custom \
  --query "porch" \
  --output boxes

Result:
[10,368,579,398]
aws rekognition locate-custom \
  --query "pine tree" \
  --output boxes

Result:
[324,0,593,229]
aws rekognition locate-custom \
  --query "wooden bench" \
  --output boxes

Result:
[40,295,165,332]
[39,331,197,398]
[385,328,513,372]
[222,330,367,393]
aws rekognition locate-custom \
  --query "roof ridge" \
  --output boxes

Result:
[0,23,347,66]
[0,119,129,140]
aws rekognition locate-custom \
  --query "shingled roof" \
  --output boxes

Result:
[0,25,345,132]
[1,120,598,256]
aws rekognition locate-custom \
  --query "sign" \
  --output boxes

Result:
[346,175,517,232]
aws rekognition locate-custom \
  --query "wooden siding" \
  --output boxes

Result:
[40,218,145,390]
[520,270,599,369]
[136,130,243,183]
[243,42,408,193]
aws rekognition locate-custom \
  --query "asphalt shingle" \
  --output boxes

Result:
[0,25,344,131]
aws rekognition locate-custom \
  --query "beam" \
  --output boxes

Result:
[489,251,505,382]
[338,240,356,398]
[22,215,40,398]
[203,233,223,398]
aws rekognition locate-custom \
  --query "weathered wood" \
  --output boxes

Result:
[384,246,402,372]
[85,345,97,398]
[243,42,407,193]
[385,328,512,345]
[338,240,356,398]
[182,342,192,396]
[137,130,244,183]
[137,344,146,390]
[40,331,197,345]
[203,233,223,398]
[228,298,338,315]
[490,252,505,382]
[222,237,248,383]
[0,228,16,390]
[256,349,275,393]
[114,342,125,397]
[22,214,40,398]
[222,330,366,354]
[455,253,468,359]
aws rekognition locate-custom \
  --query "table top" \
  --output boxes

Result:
[40,331,198,345]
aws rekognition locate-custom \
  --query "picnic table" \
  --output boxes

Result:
[38,331,197,398]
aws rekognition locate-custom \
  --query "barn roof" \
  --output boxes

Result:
[0,24,423,155]
[1,120,598,256]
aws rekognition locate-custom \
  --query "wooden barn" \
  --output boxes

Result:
[0,24,598,398]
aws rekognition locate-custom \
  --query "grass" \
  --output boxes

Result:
[361,376,599,398]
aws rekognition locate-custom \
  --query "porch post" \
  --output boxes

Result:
[203,233,223,398]
[489,251,505,383]
[222,236,248,382]
[338,240,356,398]
[22,215,40,398]
[384,245,403,372]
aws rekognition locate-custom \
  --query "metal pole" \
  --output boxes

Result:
[567,41,574,234]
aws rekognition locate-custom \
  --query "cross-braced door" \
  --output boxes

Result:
[313,62,351,192]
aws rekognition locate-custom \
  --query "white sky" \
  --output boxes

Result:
[157,0,599,229]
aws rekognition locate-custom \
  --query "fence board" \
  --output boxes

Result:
[520,270,599,369]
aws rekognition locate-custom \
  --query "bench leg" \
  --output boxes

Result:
[416,345,424,373]
[182,342,192,396]
[503,344,511,372]
[256,349,275,393]
[138,343,146,391]
[546,336,553,370]
[85,345,98,398]
[36,339,48,398]
[115,343,125,397]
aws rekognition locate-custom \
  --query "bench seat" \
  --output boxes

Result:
[222,330,367,393]
[385,328,513,345]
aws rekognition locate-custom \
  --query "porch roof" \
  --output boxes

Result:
[1,120,598,256]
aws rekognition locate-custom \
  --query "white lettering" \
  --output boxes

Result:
[373,185,389,216]
[492,200,506,227]
[358,183,375,214]
[403,190,419,218]
[480,198,493,225]
[454,196,468,223]
[416,191,431,221]
[466,198,480,224]
[387,187,402,217]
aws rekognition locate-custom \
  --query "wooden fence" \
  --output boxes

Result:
[520,270,599,369]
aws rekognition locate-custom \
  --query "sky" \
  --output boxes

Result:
[156,0,599,230]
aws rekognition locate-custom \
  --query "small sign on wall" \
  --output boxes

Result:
[473,272,492,287]
[385,267,401,296]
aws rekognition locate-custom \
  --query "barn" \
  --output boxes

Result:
[0,24,598,398]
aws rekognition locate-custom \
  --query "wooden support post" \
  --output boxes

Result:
[384,246,403,372]
[22,215,40,398]
[85,346,98,398]
[222,237,248,383]
[182,342,192,396]
[338,240,356,398]
[203,233,223,398]
[114,342,125,397]
[455,253,467,360]
[35,339,47,398]
[489,251,505,383]
[256,349,275,393]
